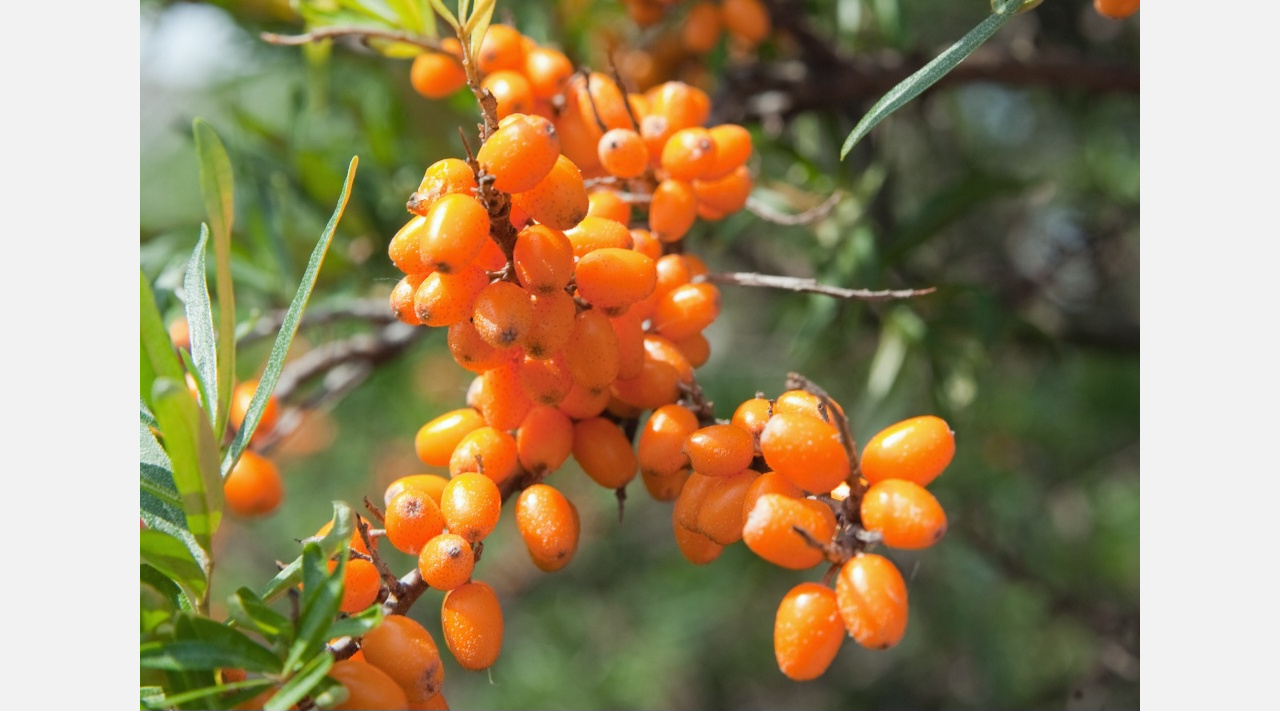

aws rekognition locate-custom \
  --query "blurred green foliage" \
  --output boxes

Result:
[141,0,1138,707]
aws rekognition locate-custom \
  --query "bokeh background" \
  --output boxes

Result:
[140,0,1139,708]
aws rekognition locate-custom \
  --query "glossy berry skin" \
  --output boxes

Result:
[223,450,283,517]
[337,558,381,614]
[572,417,638,489]
[327,660,409,711]
[415,408,485,467]
[229,379,280,438]
[774,583,844,681]
[410,49,467,100]
[441,581,504,670]
[515,484,580,571]
[418,533,475,591]
[384,490,447,556]
[360,614,445,701]
[860,415,955,487]
[476,114,561,194]
[742,493,836,570]
[1094,0,1139,20]
[684,424,755,477]
[860,479,948,549]
[511,154,589,231]
[440,473,502,543]
[836,553,908,650]
[384,474,450,508]
[759,413,850,494]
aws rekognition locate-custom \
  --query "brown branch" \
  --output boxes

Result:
[239,299,400,345]
[745,192,841,226]
[270,322,426,403]
[259,27,443,53]
[695,272,935,301]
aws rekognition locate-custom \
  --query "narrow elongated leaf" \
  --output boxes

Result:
[325,604,384,640]
[387,0,427,34]
[141,399,159,429]
[141,529,209,605]
[285,543,345,673]
[182,225,220,428]
[223,157,358,475]
[141,563,185,630]
[265,652,334,711]
[465,0,496,64]
[228,587,292,643]
[426,0,459,30]
[260,502,355,602]
[193,120,237,437]
[155,678,275,710]
[141,272,185,411]
[141,419,179,503]
[149,377,223,581]
[141,686,167,710]
[840,0,1024,160]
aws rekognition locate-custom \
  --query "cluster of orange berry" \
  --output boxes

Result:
[623,0,772,52]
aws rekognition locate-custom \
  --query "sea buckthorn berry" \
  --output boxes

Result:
[168,316,191,351]
[742,493,837,569]
[705,124,753,179]
[612,357,682,410]
[517,352,573,406]
[471,281,534,349]
[587,189,632,224]
[673,516,723,565]
[674,331,711,368]
[414,265,490,327]
[572,417,638,489]
[696,468,758,544]
[411,49,468,100]
[683,2,723,53]
[623,0,667,26]
[647,81,712,132]
[860,415,955,487]
[773,389,833,421]
[415,408,485,467]
[385,490,447,555]
[385,474,451,508]
[419,532,475,591]
[477,23,525,73]
[860,479,948,549]
[685,424,756,477]
[516,484,581,571]
[442,581,504,671]
[449,426,519,485]
[654,254,693,297]
[575,72,633,132]
[327,660,409,711]
[649,179,698,242]
[482,70,534,119]
[447,319,514,374]
[223,450,283,517]
[410,158,478,217]
[638,404,700,478]
[391,273,427,325]
[692,165,752,216]
[673,471,716,533]
[640,114,675,170]
[410,690,450,711]
[641,466,689,502]
[652,282,721,341]
[606,395,644,420]
[337,558,381,614]
[524,46,574,98]
[564,309,621,390]
[556,380,611,419]
[598,128,650,179]
[440,473,502,543]
[389,216,432,274]
[611,311,647,380]
[419,193,490,274]
[476,114,562,194]
[721,0,772,46]
[522,290,577,359]
[1094,0,1139,20]
[229,379,280,437]
[517,405,574,474]
[836,553,909,650]
[742,470,805,520]
[759,412,851,493]
[553,90,606,176]
[361,614,445,702]
[642,334,694,383]
[661,127,718,181]
[630,227,662,260]
[774,582,844,681]
[511,154,589,231]
[575,248,657,312]
[565,215,633,258]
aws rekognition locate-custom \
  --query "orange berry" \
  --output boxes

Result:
[575,72,633,132]
[441,581,504,670]
[1094,0,1139,20]
[721,0,772,46]
[684,423,755,477]
[517,352,573,406]
[449,426,519,485]
[641,466,689,502]
[564,309,621,390]
[419,532,475,591]
[419,193,490,274]
[648,178,697,242]
[860,415,955,487]
[572,417,638,489]
[575,248,657,312]
[683,2,722,53]
[440,473,502,543]
[611,356,682,410]
[523,290,577,359]
[391,273,428,325]
[447,318,515,374]
[516,484,581,571]
[556,380,611,420]
[774,582,844,681]
[642,334,694,383]
[337,558,381,614]
[610,310,647,380]
[741,470,804,520]
[385,474,450,508]
[524,46,574,98]
[860,479,948,549]
[587,189,632,224]
[385,490,447,555]
[516,405,575,474]
[651,282,721,341]
[836,553,909,649]
[360,614,445,701]
[693,165,752,217]
[553,89,606,176]
[674,332,711,368]
[511,154,589,231]
[415,408,485,467]
[673,516,723,565]
[696,467,758,544]
[471,281,534,348]
[327,660,409,711]
[477,24,525,73]
[475,359,537,432]
[315,518,373,557]
[704,124,753,179]
[409,690,450,710]
[773,389,835,421]
[638,404,700,478]
[673,471,716,533]
[661,127,718,181]
[598,128,650,179]
[389,217,432,275]
[476,114,562,194]
[168,316,191,351]
[411,50,468,100]
[646,81,711,132]
[223,450,283,517]
[229,379,280,436]
[565,215,633,258]
[741,493,837,569]
[409,158,478,217]
[414,265,490,327]
[514,224,574,294]
[630,227,662,260]
[482,70,534,120]
[759,412,850,494]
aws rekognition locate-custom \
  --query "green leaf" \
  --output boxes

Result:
[260,502,356,602]
[182,225,221,430]
[155,677,275,710]
[193,119,237,438]
[141,399,159,429]
[143,614,283,673]
[141,685,167,710]
[149,377,223,591]
[228,587,292,643]
[840,0,1026,160]
[387,0,428,34]
[426,0,459,30]
[141,418,180,507]
[285,543,346,673]
[325,604,384,640]
[265,652,334,711]
[464,0,496,64]
[140,271,186,412]
[223,157,359,476]
[141,563,184,632]
[141,529,209,606]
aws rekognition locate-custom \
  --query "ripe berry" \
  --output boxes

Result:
[476,114,562,194]
[384,490,447,556]
[229,379,280,438]
[598,128,650,179]
[447,319,513,373]
[648,179,697,242]
[638,404,700,479]
[409,157,477,217]
[448,426,519,485]
[564,309,621,390]
[684,423,755,477]
[410,49,467,100]
[836,553,909,650]
[516,405,574,474]
[523,290,577,359]
[414,265,490,327]
[415,408,485,467]
[516,484,581,571]
[759,412,850,494]
[741,493,836,569]
[418,532,475,591]
[575,248,657,312]
[673,517,723,565]
[565,215,633,258]
[391,273,427,326]
[510,154,589,230]
[683,2,723,53]
[774,582,844,681]
[661,127,718,181]
[440,473,502,543]
[477,24,526,74]
[513,224,574,294]
[384,474,450,508]
[327,659,409,711]
[721,0,772,46]
[471,281,534,349]
[360,614,445,701]
[572,417,638,489]
[223,450,283,517]
[860,479,948,549]
[1094,0,1139,20]
[860,415,955,487]
[482,70,534,119]
[696,468,758,544]
[419,193,490,274]
[524,46,574,99]
[651,282,721,341]
[587,189,632,224]
[441,581,504,670]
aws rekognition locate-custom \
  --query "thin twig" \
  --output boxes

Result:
[695,272,935,301]
[745,192,842,226]
[259,27,442,53]
[239,299,400,345]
